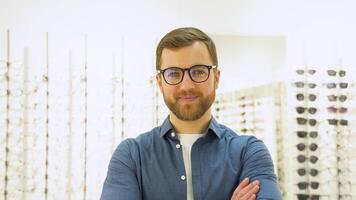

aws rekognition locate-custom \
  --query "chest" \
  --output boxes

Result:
[139,141,241,200]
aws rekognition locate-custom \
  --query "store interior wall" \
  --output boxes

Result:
[1,0,356,199]
[211,35,285,92]
[2,0,356,92]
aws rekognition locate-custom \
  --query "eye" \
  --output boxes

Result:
[165,69,181,78]
[192,69,206,76]
[191,66,208,77]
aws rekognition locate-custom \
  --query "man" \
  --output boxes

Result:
[100,27,282,200]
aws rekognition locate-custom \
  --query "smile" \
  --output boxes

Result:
[179,96,197,103]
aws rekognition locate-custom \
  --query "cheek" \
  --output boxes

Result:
[162,86,176,97]
[205,78,216,92]
[197,84,214,97]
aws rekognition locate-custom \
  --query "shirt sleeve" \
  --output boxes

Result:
[100,139,142,200]
[239,136,282,200]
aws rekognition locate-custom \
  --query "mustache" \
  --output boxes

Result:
[175,90,202,98]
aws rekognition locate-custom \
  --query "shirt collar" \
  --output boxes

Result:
[159,115,223,139]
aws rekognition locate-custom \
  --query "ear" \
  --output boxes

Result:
[156,74,163,94]
[214,69,220,89]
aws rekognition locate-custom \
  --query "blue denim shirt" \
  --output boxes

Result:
[100,115,282,200]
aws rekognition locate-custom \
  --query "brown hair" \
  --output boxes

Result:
[156,27,218,70]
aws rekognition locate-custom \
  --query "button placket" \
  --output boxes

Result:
[172,133,185,183]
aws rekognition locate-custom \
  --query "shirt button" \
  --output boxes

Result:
[176,144,181,149]
[171,132,175,137]
[181,175,186,180]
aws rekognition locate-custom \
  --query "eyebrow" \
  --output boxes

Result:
[162,64,214,68]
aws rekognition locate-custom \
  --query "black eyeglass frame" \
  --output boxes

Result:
[157,65,217,85]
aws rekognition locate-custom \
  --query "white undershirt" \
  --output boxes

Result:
[177,133,205,200]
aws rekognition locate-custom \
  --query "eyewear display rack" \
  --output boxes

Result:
[287,67,356,200]
[0,30,129,200]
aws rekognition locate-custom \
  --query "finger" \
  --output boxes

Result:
[241,183,260,200]
[247,194,256,200]
[238,180,260,199]
[232,183,259,200]
[231,178,250,199]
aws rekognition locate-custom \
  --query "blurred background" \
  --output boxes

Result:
[1,0,356,199]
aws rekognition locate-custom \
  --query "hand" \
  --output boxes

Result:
[230,177,260,200]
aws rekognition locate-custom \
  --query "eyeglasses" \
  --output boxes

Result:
[296,194,320,200]
[294,82,317,88]
[297,181,319,190]
[296,143,318,151]
[296,107,317,114]
[296,117,317,126]
[296,94,317,101]
[157,64,217,85]
[296,69,316,75]
[328,94,347,102]
[327,69,346,77]
[326,82,348,89]
[327,106,347,113]
[296,131,318,138]
[328,119,348,126]
[297,168,319,177]
[297,155,318,164]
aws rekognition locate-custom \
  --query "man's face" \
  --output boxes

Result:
[156,41,220,121]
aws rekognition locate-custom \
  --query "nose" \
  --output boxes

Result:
[179,70,195,90]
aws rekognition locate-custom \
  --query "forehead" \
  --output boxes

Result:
[160,41,212,69]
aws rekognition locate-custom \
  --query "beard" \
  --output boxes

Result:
[163,86,216,121]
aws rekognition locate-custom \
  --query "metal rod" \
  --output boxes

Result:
[120,36,125,141]
[44,32,50,200]
[21,47,30,200]
[83,34,88,200]
[67,50,73,200]
[4,29,10,200]
[111,50,117,152]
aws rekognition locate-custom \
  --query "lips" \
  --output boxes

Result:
[180,95,196,99]
[178,95,197,103]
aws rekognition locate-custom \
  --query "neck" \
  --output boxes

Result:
[169,108,212,134]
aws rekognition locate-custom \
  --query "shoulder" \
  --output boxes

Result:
[220,124,261,147]
[218,125,268,159]
[114,126,161,157]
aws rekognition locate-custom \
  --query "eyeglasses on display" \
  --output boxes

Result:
[297,181,319,190]
[296,143,318,151]
[296,93,317,101]
[296,117,317,126]
[294,82,317,88]
[328,119,348,126]
[296,69,316,75]
[296,131,318,138]
[297,155,318,164]
[326,82,348,89]
[327,106,347,113]
[296,107,317,114]
[327,70,346,77]
[327,94,347,102]
[297,168,318,177]
[296,194,320,200]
